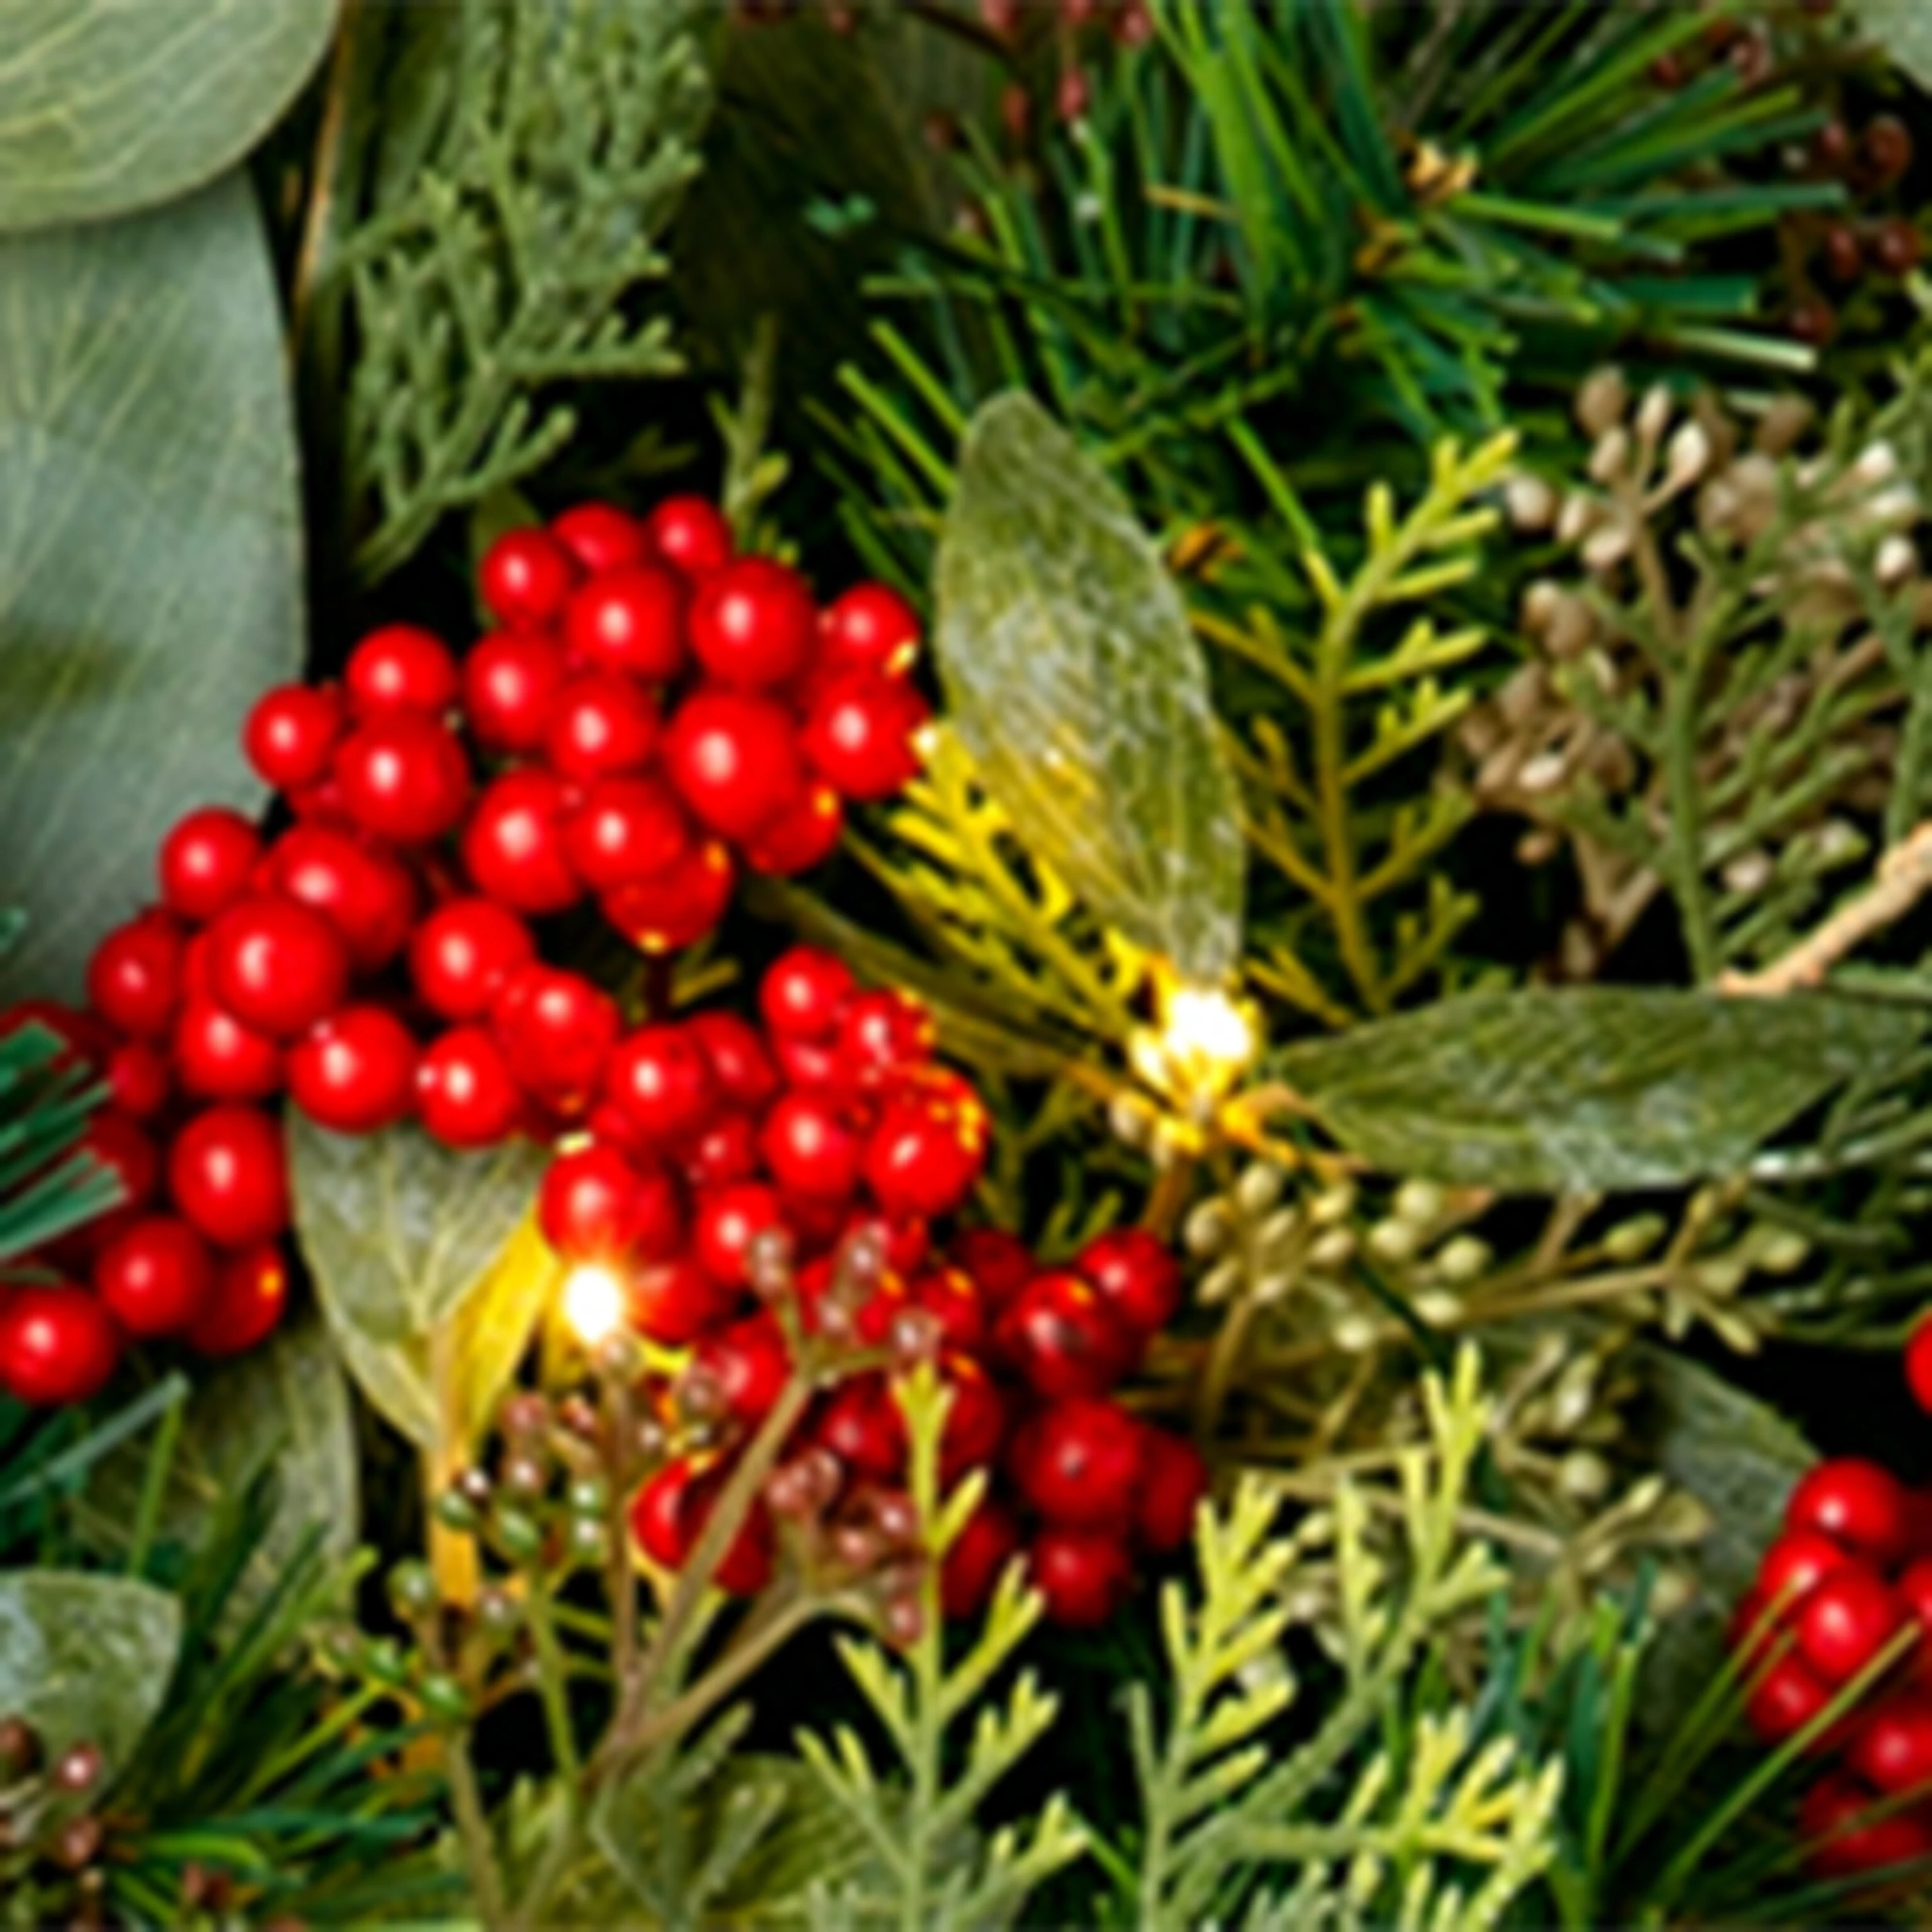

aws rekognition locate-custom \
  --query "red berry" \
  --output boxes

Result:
[762,1094,862,1203]
[462,769,583,914]
[93,1216,213,1336]
[688,556,817,687]
[663,690,804,840]
[693,1182,786,1288]
[490,965,620,1115]
[288,1005,419,1134]
[605,1027,716,1142]
[864,1091,986,1219]
[540,1143,672,1262]
[1789,298,1837,349]
[86,914,184,1039]
[174,997,283,1100]
[480,527,576,630]
[266,825,419,971]
[105,1040,170,1120]
[346,625,460,716]
[0,1000,105,1071]
[159,808,262,923]
[600,840,736,953]
[1028,1529,1132,1628]
[416,1029,523,1149]
[1848,1693,1932,1795]
[942,1498,1020,1619]
[564,776,690,891]
[552,502,648,575]
[694,1313,792,1421]
[1013,1397,1144,1527]
[821,584,919,679]
[564,565,687,681]
[1076,1228,1183,1335]
[0,1288,120,1405]
[82,1111,160,1212]
[995,1272,1134,1398]
[1800,1773,1932,1880]
[1799,1565,1905,1684]
[630,1457,772,1595]
[835,989,932,1089]
[1867,114,1914,185]
[1138,1430,1209,1552]
[409,898,536,1022]
[169,1105,290,1248]
[1761,1530,1857,1612]
[760,947,854,1040]
[630,1256,735,1344]
[1908,1314,1932,1417]
[1747,1651,1834,1743]
[938,1353,1005,1475]
[802,670,927,800]
[186,1241,288,1356]
[205,898,351,1039]
[642,496,733,575]
[951,1228,1035,1307]
[333,714,470,844]
[543,674,659,782]
[244,683,343,790]
[462,631,567,753]
[910,1267,985,1351]
[742,783,844,877]
[1823,223,1864,283]
[1788,1459,1912,1567]
[686,1013,779,1108]
[683,1112,762,1190]
[818,1373,906,1477]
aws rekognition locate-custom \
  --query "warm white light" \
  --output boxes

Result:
[561,1264,626,1348]
[1162,985,1255,1070]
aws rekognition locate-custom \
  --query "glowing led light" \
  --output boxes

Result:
[1129,977,1259,1127]
[561,1263,626,1348]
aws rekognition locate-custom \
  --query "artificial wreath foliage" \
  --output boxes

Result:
[12,0,1932,1923]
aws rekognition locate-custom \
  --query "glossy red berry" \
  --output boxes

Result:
[1137,1430,1209,1552]
[1908,1315,1932,1417]
[938,1354,1006,1476]
[169,1105,290,1248]
[694,1314,792,1422]
[630,1458,772,1595]
[833,989,931,1089]
[1746,1651,1834,1743]
[995,1272,1133,1399]
[688,556,816,687]
[93,1216,213,1337]
[490,965,620,1115]
[266,824,419,972]
[683,1112,762,1190]
[686,1013,779,1109]
[910,1268,985,1352]
[802,670,928,800]
[630,1257,737,1344]
[462,769,583,914]
[480,527,576,630]
[1029,1529,1133,1629]
[346,625,460,716]
[1847,1693,1932,1795]
[543,674,659,782]
[1787,1459,1912,1567]
[642,496,733,576]
[564,776,690,891]
[205,898,351,1039]
[761,948,854,1040]
[1076,1228,1183,1335]
[606,1027,716,1143]
[158,807,262,923]
[174,997,283,1101]
[599,840,736,953]
[416,1029,524,1149]
[1798,1565,1905,1685]
[693,1183,786,1288]
[822,583,919,679]
[864,1092,985,1219]
[81,1111,161,1213]
[663,690,804,840]
[0,1288,120,1405]
[86,914,185,1039]
[462,632,567,753]
[105,1040,170,1120]
[288,1005,419,1134]
[952,1228,1036,1307]
[564,565,687,682]
[1759,1530,1856,1612]
[743,782,844,877]
[551,502,648,575]
[1013,1397,1144,1528]
[186,1242,288,1356]
[541,1143,660,1261]
[333,714,470,844]
[942,1499,1020,1618]
[1800,1773,1932,1880]
[244,683,343,790]
[409,898,536,1022]
[762,1092,862,1203]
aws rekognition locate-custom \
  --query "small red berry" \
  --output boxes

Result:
[104,1039,170,1119]
[1137,1430,1209,1553]
[599,840,735,952]
[564,776,690,891]
[938,1353,1005,1475]
[821,584,919,679]
[205,898,351,1039]
[0,1288,120,1405]
[0,1000,105,1071]
[630,1457,772,1595]
[288,1005,419,1134]
[1848,1693,1932,1795]
[539,1142,679,1263]
[244,683,343,790]
[174,997,283,1100]
[462,769,583,914]
[462,631,567,753]
[761,947,854,1041]
[663,689,805,840]
[631,1257,736,1344]
[266,824,419,972]
[995,1272,1134,1398]
[762,1092,862,1203]
[693,1182,786,1288]
[346,625,460,716]
[416,1029,524,1149]
[1747,1651,1833,1743]
[1787,1459,1912,1567]
[81,1110,161,1212]
[1800,1773,1932,1880]
[1822,223,1864,283]
[835,989,932,1089]
[605,1027,716,1143]
[1798,1565,1905,1685]
[86,913,185,1039]
[490,965,620,1115]
[93,1216,213,1336]
[864,1093,985,1219]
[543,674,659,782]
[551,502,648,575]
[802,670,928,800]
[564,565,687,682]
[685,1013,779,1108]
[694,1313,792,1422]
[169,1105,290,1248]
[951,1228,1035,1306]
[1013,1397,1144,1527]
[186,1242,287,1356]
[688,556,817,687]
[333,714,471,844]
[642,496,733,576]
[1760,1530,1856,1612]
[1908,1314,1932,1417]
[683,1111,762,1190]
[158,808,262,923]
[1076,1228,1183,1335]
[818,1373,906,1477]
[409,898,536,1022]
[910,1268,985,1352]
[480,527,576,630]
[1029,1529,1132,1628]
[942,1499,1020,1618]
[742,783,844,877]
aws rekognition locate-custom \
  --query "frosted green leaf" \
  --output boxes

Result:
[935,392,1245,981]
[1855,3,1932,92]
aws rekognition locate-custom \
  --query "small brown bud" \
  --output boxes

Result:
[54,1744,102,1794]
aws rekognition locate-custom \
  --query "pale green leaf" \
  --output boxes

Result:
[1855,2,1932,91]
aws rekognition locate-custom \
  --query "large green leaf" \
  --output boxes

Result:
[1855,3,1932,92]
[1274,989,1918,1192]
[0,0,337,231]
[0,173,303,1002]
[0,1571,180,1773]
[934,392,1247,982]
[289,1115,550,1450]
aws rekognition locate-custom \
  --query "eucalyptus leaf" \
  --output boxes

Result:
[0,1571,180,1773]
[935,392,1246,982]
[1855,2,1932,92]
[0,174,303,1002]
[1274,989,1918,1192]
[290,1116,549,1451]
[0,0,337,231]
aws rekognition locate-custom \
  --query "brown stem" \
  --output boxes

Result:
[289,0,361,361]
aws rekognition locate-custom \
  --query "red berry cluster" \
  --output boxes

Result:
[576,948,1205,1629]
[0,496,930,1413]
